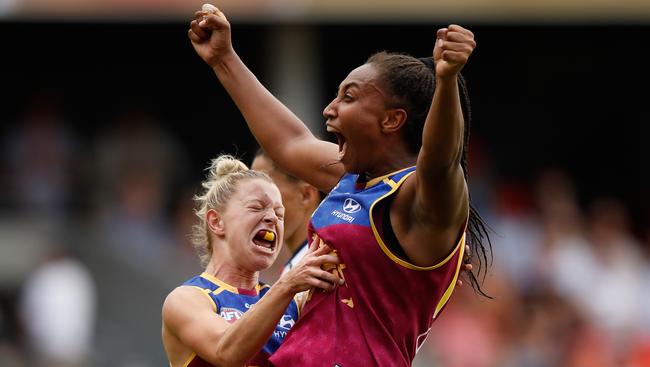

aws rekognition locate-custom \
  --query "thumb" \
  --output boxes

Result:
[198,12,229,30]
[433,28,448,61]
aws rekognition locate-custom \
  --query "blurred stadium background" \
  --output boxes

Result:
[1,0,650,366]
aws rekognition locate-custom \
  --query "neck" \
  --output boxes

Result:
[204,258,258,290]
[364,151,417,180]
[284,219,310,254]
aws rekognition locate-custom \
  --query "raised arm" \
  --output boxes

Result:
[408,26,475,260]
[163,244,341,367]
[188,6,344,191]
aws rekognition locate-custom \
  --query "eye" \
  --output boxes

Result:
[248,204,263,211]
[275,208,285,220]
[341,92,354,102]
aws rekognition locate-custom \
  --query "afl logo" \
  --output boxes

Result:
[220,308,243,323]
[343,198,361,213]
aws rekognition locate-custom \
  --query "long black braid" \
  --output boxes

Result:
[367,51,493,297]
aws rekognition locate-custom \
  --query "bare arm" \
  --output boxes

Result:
[163,244,341,366]
[188,7,344,191]
[404,26,475,262]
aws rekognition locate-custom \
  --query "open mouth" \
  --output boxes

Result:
[327,124,347,162]
[252,229,277,252]
[334,132,347,161]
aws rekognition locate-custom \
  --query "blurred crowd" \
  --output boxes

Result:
[419,150,650,366]
[1,96,649,367]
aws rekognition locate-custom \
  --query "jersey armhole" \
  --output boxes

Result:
[369,172,468,271]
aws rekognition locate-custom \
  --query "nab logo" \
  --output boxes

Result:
[220,308,243,323]
[278,314,295,330]
[342,198,361,214]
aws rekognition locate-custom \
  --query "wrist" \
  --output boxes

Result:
[211,49,238,74]
[273,275,297,297]
[435,73,459,84]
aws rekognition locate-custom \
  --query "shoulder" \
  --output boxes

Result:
[163,286,216,324]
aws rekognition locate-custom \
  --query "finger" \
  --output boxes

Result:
[448,24,474,38]
[308,237,319,253]
[190,19,210,40]
[313,269,341,285]
[194,10,204,21]
[441,50,469,65]
[445,31,474,43]
[465,245,471,258]
[310,245,333,258]
[456,279,463,287]
[433,28,448,60]
[436,28,448,40]
[463,263,473,272]
[311,255,340,267]
[188,29,203,43]
[444,32,477,49]
[308,278,337,291]
[438,41,474,54]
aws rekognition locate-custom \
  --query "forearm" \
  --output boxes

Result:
[419,76,464,174]
[212,51,315,160]
[214,282,295,365]
[413,75,469,226]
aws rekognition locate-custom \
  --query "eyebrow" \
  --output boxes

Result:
[338,82,360,92]
[243,198,265,205]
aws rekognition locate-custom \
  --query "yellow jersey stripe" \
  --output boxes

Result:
[200,272,242,294]
[187,286,218,312]
[433,234,466,318]
[364,166,415,189]
[369,170,469,271]
[181,352,196,367]
[383,177,397,189]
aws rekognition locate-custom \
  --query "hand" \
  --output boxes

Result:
[433,25,476,80]
[278,240,343,293]
[187,5,234,68]
[455,245,473,288]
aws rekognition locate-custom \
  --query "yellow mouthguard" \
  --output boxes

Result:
[263,231,275,242]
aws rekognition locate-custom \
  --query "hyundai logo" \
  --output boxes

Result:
[343,198,361,213]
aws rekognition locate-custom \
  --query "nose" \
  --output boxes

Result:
[323,98,337,120]
[263,209,278,224]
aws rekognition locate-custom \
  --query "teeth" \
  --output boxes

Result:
[263,231,275,242]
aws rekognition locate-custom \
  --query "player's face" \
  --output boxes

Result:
[323,63,389,174]
[251,156,303,241]
[220,178,285,271]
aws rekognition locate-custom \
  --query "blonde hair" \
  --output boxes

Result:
[192,155,272,266]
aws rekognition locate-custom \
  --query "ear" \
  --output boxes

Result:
[300,183,321,209]
[381,108,407,134]
[206,209,226,237]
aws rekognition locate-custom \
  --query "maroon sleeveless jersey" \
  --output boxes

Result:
[269,167,466,366]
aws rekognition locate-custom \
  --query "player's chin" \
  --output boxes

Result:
[250,252,277,272]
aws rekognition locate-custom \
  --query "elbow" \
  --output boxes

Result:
[419,144,463,174]
[212,345,246,367]
[418,159,462,181]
